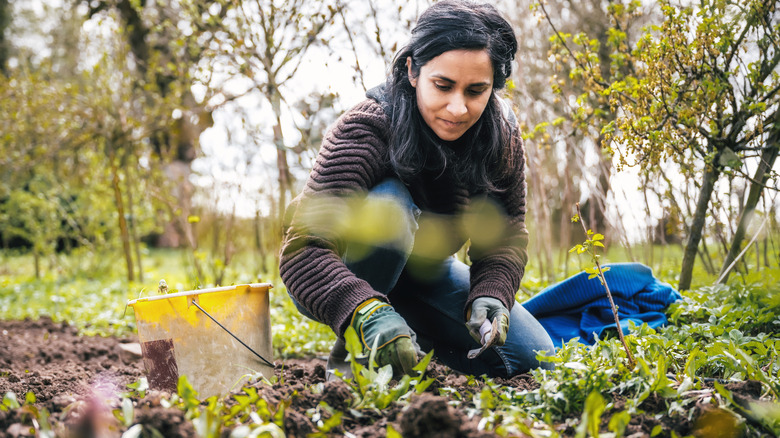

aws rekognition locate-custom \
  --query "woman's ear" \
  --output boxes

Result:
[406,57,417,88]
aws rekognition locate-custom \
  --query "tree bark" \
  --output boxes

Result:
[270,90,294,232]
[112,162,135,282]
[126,164,144,283]
[33,250,40,279]
[718,144,779,283]
[679,161,720,290]
[0,0,9,76]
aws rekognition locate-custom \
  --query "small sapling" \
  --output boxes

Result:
[570,203,636,368]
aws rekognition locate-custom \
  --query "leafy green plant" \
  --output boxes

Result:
[336,326,435,411]
[2,391,55,438]
[2,250,780,436]
[570,203,635,367]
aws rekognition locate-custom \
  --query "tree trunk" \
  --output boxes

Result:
[254,209,267,275]
[559,144,576,277]
[763,236,769,268]
[718,145,778,283]
[33,250,40,279]
[270,90,294,247]
[642,175,654,266]
[112,163,135,282]
[679,161,720,290]
[126,164,144,283]
[530,152,556,283]
[0,0,9,77]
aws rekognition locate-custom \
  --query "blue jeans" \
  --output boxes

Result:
[291,178,555,377]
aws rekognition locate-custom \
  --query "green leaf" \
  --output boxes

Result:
[608,410,631,436]
[564,362,589,371]
[387,424,403,438]
[127,378,149,394]
[121,397,134,427]
[318,410,343,432]
[575,391,605,438]
[413,350,434,375]
[177,375,200,410]
[2,392,20,409]
[375,364,393,388]
[415,377,435,394]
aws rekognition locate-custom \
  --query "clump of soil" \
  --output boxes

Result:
[134,405,197,438]
[399,393,494,438]
[320,380,353,411]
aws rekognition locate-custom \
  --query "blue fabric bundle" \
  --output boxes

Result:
[521,263,681,347]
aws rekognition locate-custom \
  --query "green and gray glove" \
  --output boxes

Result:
[466,297,510,346]
[351,298,419,376]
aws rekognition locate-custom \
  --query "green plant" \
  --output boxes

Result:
[570,202,635,367]
[336,326,435,410]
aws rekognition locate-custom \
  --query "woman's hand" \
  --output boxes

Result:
[466,297,510,346]
[351,299,420,376]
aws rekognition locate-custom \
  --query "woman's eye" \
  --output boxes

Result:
[434,83,451,91]
[468,88,487,96]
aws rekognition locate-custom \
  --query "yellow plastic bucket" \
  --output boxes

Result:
[127,283,274,398]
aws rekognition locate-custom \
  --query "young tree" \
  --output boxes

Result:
[85,0,216,249]
[546,0,780,289]
[507,0,653,278]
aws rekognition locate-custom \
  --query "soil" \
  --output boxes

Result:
[0,317,766,437]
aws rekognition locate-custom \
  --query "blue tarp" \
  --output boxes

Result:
[521,263,681,347]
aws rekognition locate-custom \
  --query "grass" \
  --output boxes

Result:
[0,247,336,354]
[2,245,780,436]
[0,240,774,348]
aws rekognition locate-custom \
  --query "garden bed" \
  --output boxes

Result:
[0,315,771,437]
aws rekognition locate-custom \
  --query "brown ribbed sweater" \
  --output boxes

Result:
[279,98,528,336]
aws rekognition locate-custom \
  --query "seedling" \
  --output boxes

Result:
[339,326,435,410]
[570,203,636,368]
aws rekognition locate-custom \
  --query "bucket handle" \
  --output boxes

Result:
[189,300,275,369]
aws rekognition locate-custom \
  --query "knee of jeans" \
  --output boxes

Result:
[366,178,420,248]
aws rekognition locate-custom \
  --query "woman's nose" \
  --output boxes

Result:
[446,95,468,117]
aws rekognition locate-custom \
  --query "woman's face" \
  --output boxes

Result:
[408,49,494,142]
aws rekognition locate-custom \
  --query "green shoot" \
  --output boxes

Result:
[570,202,635,368]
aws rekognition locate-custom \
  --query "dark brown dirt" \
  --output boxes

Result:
[0,317,496,437]
[0,317,769,437]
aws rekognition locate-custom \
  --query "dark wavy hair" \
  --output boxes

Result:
[386,0,519,191]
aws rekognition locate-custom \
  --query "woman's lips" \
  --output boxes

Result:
[440,118,465,128]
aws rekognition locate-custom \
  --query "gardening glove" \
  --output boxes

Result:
[351,298,419,376]
[466,297,510,346]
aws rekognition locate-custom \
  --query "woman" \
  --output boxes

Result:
[279,0,554,378]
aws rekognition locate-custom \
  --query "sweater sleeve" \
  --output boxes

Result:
[465,124,529,315]
[279,100,390,336]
